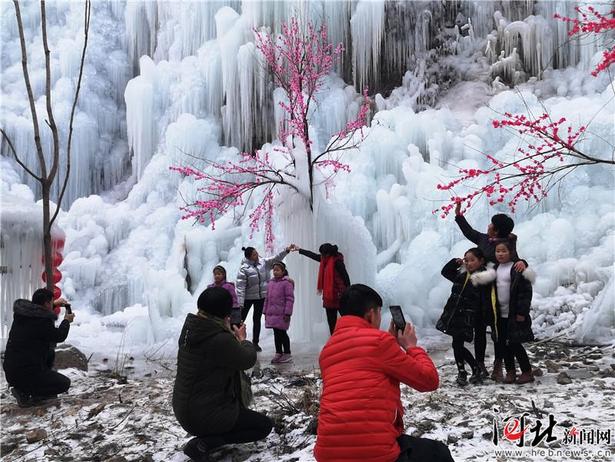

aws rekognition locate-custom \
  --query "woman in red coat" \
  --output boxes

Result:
[293,243,350,334]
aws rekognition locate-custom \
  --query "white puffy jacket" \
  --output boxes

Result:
[235,249,289,305]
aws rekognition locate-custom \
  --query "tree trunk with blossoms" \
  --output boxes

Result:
[172,18,369,249]
[172,18,369,342]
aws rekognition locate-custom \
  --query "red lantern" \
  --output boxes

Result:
[53,306,61,316]
[42,268,62,284]
[42,251,63,267]
[51,237,65,252]
[53,285,62,299]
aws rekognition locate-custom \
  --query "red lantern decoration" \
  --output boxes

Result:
[42,251,63,267]
[42,268,62,284]
[51,237,65,252]
[53,285,62,299]
[53,306,61,316]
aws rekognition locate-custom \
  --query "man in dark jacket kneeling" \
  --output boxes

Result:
[173,287,272,462]
[3,288,75,407]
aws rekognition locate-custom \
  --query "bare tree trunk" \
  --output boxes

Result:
[1,0,91,297]
[42,184,53,291]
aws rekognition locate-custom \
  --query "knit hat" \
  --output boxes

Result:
[491,214,514,238]
[197,287,232,319]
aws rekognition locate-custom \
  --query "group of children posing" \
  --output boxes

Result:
[437,203,535,386]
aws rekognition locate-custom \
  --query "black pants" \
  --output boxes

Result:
[201,408,273,449]
[452,335,478,373]
[496,317,531,373]
[474,322,487,364]
[10,369,70,397]
[273,328,290,354]
[241,299,265,345]
[396,434,455,462]
[325,308,338,334]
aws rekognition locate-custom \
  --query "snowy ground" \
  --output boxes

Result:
[2,340,614,462]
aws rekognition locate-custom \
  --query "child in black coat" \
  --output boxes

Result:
[493,240,536,384]
[437,248,496,386]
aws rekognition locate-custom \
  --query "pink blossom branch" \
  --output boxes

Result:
[555,7,615,76]
[434,112,613,217]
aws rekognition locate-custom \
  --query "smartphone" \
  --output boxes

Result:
[64,303,72,314]
[230,308,242,327]
[389,305,406,332]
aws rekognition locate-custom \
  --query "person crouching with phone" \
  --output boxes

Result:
[436,248,496,386]
[173,287,272,462]
[3,288,75,407]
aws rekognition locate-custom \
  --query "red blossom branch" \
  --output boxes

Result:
[555,7,615,76]
[434,111,615,218]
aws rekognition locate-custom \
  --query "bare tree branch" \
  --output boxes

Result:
[0,128,42,181]
[50,0,91,228]
[41,0,60,186]
[13,0,47,179]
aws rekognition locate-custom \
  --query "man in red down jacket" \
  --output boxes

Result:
[315,284,447,462]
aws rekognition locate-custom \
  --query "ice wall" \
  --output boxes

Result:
[2,0,614,349]
[0,1,131,207]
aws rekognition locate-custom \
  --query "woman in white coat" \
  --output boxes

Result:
[236,245,292,351]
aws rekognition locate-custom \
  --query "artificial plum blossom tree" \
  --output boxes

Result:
[436,7,615,217]
[172,18,369,250]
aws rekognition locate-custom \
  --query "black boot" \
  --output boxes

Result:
[477,362,489,379]
[456,370,468,387]
[183,437,210,462]
[469,368,483,385]
[11,387,33,408]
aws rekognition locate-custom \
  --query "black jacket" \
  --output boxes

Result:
[172,313,256,436]
[298,249,350,286]
[437,259,495,340]
[2,300,70,383]
[455,215,521,264]
[494,263,535,343]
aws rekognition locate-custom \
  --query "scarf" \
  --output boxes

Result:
[317,254,343,305]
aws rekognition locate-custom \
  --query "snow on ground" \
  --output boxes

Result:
[2,340,614,462]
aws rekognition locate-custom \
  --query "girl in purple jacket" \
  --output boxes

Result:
[264,262,294,364]
[208,266,241,326]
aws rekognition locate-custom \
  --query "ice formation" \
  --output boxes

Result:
[1,0,614,352]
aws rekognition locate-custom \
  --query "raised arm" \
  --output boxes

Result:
[210,333,257,371]
[264,249,290,270]
[441,258,462,283]
[379,334,439,392]
[40,319,70,343]
[298,248,321,262]
[454,214,482,245]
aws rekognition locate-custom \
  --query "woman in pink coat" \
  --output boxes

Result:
[263,262,294,364]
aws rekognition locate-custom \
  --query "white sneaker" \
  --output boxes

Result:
[278,353,293,363]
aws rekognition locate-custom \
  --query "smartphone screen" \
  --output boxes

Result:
[389,305,406,331]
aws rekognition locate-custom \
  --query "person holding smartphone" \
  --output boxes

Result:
[315,284,453,462]
[3,288,75,407]
[173,287,272,461]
